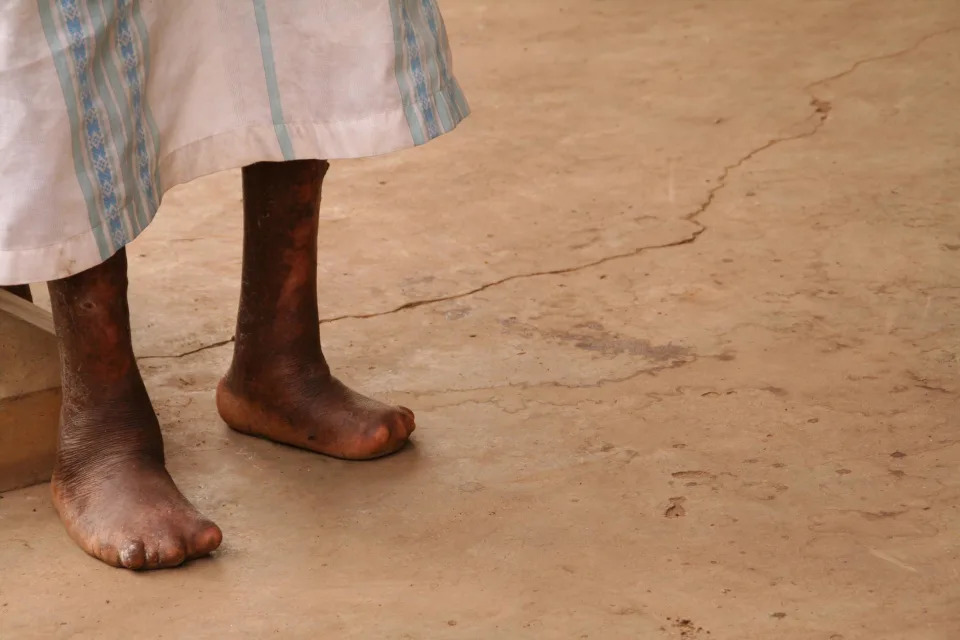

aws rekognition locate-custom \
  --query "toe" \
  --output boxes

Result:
[397,406,416,436]
[119,539,146,570]
[367,424,392,453]
[187,521,223,559]
[144,544,161,568]
[159,536,188,568]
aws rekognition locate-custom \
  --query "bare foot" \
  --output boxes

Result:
[52,411,222,569]
[222,159,416,460]
[48,249,221,570]
[52,379,222,570]
[217,363,415,460]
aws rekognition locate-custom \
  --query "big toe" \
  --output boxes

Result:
[119,539,146,570]
[187,520,223,559]
[397,406,416,436]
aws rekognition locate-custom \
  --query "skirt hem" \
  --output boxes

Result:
[0,79,469,285]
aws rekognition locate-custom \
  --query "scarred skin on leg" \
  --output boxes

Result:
[217,159,416,459]
[47,250,221,570]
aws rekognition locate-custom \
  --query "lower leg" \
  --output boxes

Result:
[48,249,221,569]
[217,160,415,459]
[1,284,32,302]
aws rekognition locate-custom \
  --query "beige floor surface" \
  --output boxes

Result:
[2,1,959,638]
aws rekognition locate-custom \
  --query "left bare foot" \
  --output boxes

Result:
[217,362,415,460]
[221,159,415,460]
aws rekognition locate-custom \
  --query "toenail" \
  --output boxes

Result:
[194,523,223,555]
[119,540,146,569]
[160,543,187,567]
[396,409,415,435]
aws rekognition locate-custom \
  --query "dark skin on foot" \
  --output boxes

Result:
[48,250,221,569]
[217,160,416,460]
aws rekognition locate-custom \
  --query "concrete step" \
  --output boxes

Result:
[0,290,61,492]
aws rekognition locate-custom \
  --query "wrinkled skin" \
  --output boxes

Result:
[48,249,222,569]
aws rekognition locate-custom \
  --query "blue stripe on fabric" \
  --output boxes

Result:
[389,0,471,144]
[37,0,111,257]
[116,0,158,218]
[417,0,454,131]
[433,87,455,132]
[252,0,295,160]
[434,6,471,120]
[399,1,441,140]
[57,0,127,251]
[435,90,456,131]
[451,79,470,119]
[87,0,143,238]
[130,0,163,195]
[388,1,426,144]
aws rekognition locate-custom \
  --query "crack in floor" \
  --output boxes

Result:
[138,27,955,360]
[314,113,831,327]
[142,111,824,360]
[804,26,960,92]
[139,338,234,361]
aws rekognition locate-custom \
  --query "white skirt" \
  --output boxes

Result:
[0,0,468,285]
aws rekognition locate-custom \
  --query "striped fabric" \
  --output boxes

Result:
[251,0,296,162]
[36,0,161,260]
[390,0,470,145]
[0,0,468,285]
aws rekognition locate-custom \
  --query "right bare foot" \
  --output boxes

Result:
[51,378,222,570]
[217,362,415,460]
[223,159,416,461]
[47,249,220,570]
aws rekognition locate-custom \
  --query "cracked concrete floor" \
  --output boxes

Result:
[2,1,960,638]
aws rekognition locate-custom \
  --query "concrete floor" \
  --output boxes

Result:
[2,0,959,638]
